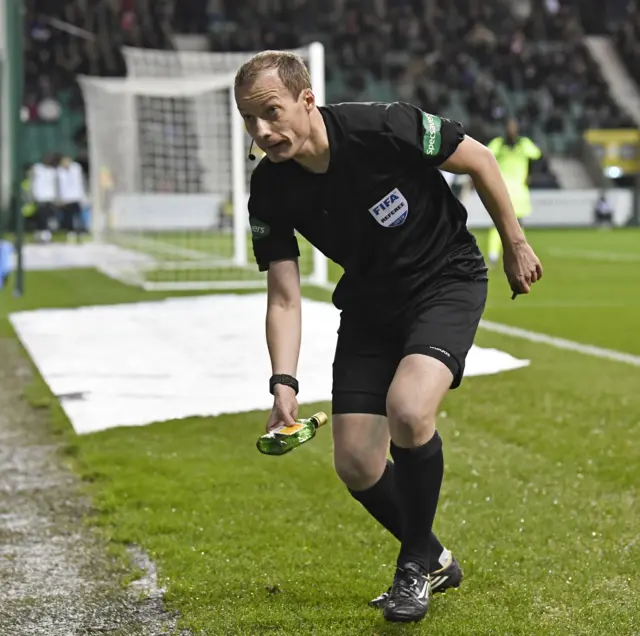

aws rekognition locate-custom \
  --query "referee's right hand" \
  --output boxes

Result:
[503,239,543,295]
[266,385,299,432]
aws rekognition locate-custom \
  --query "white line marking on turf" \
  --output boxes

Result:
[123,236,212,261]
[310,282,640,367]
[480,320,640,367]
[548,248,640,262]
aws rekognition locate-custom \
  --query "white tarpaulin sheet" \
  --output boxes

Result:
[9,294,530,435]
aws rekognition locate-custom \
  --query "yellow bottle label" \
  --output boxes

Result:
[273,423,304,436]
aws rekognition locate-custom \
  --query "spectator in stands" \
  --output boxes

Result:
[20,164,38,233]
[23,0,637,191]
[613,1,640,86]
[31,153,59,244]
[593,191,615,228]
[57,154,87,242]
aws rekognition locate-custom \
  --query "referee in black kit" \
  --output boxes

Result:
[235,51,542,623]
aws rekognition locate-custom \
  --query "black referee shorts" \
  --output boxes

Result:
[332,277,488,416]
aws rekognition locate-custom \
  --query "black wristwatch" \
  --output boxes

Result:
[269,374,299,395]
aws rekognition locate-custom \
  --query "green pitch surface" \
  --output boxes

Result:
[2,228,639,635]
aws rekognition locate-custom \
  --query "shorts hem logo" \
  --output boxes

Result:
[368,188,409,227]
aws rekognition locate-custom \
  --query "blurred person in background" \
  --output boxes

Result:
[20,164,38,233]
[593,190,615,229]
[31,153,59,243]
[0,239,13,289]
[486,118,542,267]
[217,193,234,232]
[57,154,87,242]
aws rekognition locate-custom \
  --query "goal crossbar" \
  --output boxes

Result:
[78,73,237,97]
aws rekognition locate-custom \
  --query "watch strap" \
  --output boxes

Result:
[269,373,299,395]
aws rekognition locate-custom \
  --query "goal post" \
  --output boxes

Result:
[80,73,259,289]
[80,42,329,291]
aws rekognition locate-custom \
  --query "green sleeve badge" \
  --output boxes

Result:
[421,111,442,156]
[250,216,271,239]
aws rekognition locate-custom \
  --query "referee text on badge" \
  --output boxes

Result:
[368,187,409,228]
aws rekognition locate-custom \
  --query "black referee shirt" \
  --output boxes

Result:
[248,101,487,318]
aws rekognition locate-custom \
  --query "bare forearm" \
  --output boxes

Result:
[440,137,525,246]
[266,303,301,376]
[471,156,525,246]
[440,136,542,293]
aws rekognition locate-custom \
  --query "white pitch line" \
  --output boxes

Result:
[548,248,640,262]
[122,235,212,261]
[310,282,640,367]
[480,320,640,367]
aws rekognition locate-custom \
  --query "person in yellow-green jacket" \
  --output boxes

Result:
[486,119,542,267]
[20,164,38,232]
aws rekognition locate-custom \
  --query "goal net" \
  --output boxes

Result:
[80,43,328,291]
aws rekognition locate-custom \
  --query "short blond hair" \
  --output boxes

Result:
[234,50,311,99]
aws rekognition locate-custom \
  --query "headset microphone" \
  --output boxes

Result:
[248,140,256,161]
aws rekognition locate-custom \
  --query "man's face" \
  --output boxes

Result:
[507,119,519,138]
[235,69,313,163]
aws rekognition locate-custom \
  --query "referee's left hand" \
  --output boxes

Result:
[503,240,543,295]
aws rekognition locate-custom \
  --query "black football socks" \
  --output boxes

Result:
[348,457,445,571]
[390,431,444,573]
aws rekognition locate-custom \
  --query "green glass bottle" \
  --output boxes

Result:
[256,411,329,456]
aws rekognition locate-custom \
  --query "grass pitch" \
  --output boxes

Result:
[1,228,639,635]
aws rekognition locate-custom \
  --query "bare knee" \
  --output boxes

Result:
[334,448,386,491]
[332,413,389,491]
[386,354,451,447]
[386,402,436,447]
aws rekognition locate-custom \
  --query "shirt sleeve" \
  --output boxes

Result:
[384,101,466,167]
[520,137,542,160]
[487,137,503,155]
[248,169,300,273]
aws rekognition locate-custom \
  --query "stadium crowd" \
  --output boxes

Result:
[20,0,638,188]
[204,1,633,138]
[23,0,172,105]
[613,0,640,87]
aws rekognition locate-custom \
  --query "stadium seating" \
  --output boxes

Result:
[205,0,630,186]
[21,0,636,190]
[21,0,173,167]
[611,0,640,87]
